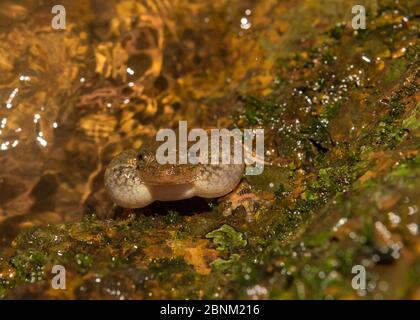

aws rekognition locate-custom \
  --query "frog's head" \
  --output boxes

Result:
[135,141,198,185]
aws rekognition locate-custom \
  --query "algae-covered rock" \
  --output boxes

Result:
[0,0,419,299]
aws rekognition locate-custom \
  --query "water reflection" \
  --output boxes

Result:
[0,0,291,245]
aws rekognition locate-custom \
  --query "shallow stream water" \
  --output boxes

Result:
[0,0,418,299]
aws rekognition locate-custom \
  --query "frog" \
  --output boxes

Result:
[104,139,245,209]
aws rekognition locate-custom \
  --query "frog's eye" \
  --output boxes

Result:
[136,153,145,162]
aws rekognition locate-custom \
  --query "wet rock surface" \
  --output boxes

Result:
[0,0,419,299]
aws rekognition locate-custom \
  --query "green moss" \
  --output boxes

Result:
[369,121,406,148]
[205,225,247,252]
[237,96,277,126]
[385,59,408,82]
[75,253,93,271]
[164,210,180,225]
[210,254,241,272]
[9,251,47,285]
[274,184,287,201]
[330,23,345,40]
[321,101,343,120]
[402,113,420,131]
[304,231,331,248]
[149,257,192,281]
[387,156,420,182]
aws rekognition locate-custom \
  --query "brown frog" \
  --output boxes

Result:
[104,140,244,208]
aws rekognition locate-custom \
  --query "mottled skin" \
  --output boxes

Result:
[105,140,244,208]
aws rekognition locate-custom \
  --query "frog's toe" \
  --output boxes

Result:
[218,181,274,222]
